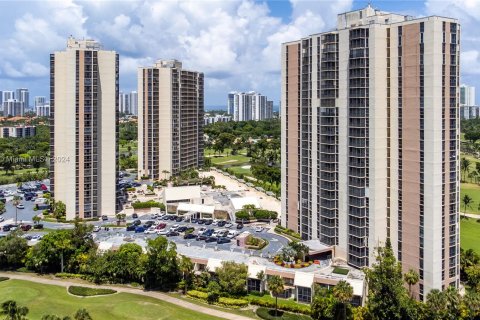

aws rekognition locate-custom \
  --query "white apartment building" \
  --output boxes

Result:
[3,99,24,117]
[460,84,475,106]
[50,37,118,220]
[227,91,274,121]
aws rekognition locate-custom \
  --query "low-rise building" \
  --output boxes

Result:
[0,125,36,138]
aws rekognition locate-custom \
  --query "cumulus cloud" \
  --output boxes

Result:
[0,0,354,104]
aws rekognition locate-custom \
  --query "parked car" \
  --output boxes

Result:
[33,224,44,230]
[166,231,179,237]
[135,226,145,233]
[144,227,157,234]
[217,221,226,227]
[157,229,169,235]
[0,217,4,223]
[155,223,167,230]
[101,215,108,221]
[126,225,136,232]
[16,204,25,209]
[205,236,218,243]
[144,220,155,228]
[2,225,13,232]
[255,226,263,232]
[227,230,238,239]
[196,234,208,241]
[132,213,139,219]
[184,233,196,239]
[93,226,101,232]
[225,223,233,228]
[236,223,244,230]
[185,227,195,233]
[133,219,142,226]
[190,218,198,224]
[171,224,180,231]
[197,219,205,225]
[204,219,213,225]
[217,237,231,244]
[177,226,188,233]
[175,216,184,222]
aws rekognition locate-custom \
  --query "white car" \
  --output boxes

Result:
[0,217,4,222]
[144,227,157,234]
[10,226,18,231]
[93,226,101,232]
[16,204,25,209]
[225,223,233,229]
[227,230,238,239]
[157,229,169,235]
[171,224,179,231]
[212,220,219,226]
[254,226,263,233]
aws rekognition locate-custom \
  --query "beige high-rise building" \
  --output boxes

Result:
[138,60,204,180]
[281,6,460,300]
[50,37,119,220]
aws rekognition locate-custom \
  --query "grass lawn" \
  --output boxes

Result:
[210,154,251,165]
[229,166,252,176]
[461,218,480,253]
[0,168,47,178]
[461,183,480,214]
[0,279,224,320]
[119,141,137,154]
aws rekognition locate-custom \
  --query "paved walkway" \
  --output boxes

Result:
[0,272,253,320]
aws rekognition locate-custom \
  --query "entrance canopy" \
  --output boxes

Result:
[176,203,215,219]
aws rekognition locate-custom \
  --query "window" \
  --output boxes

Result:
[297,286,312,303]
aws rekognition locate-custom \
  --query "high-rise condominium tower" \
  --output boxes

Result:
[227,91,274,121]
[16,88,29,109]
[138,59,204,179]
[130,91,138,115]
[460,84,475,106]
[50,37,119,220]
[281,6,460,300]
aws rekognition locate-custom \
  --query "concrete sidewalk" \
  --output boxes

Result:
[0,272,253,320]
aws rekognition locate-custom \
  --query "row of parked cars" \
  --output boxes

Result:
[1,223,42,232]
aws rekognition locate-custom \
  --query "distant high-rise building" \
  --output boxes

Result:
[460,84,475,106]
[50,37,119,220]
[2,91,14,103]
[34,96,46,108]
[281,5,460,300]
[129,91,138,115]
[227,91,274,121]
[204,114,232,125]
[36,105,51,117]
[119,92,130,114]
[4,99,24,116]
[138,59,204,179]
[16,88,29,109]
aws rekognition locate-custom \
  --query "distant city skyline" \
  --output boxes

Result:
[0,0,479,105]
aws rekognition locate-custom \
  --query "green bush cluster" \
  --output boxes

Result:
[187,290,208,300]
[126,187,136,192]
[247,296,311,315]
[274,225,301,240]
[68,286,117,296]
[132,200,165,210]
[186,290,249,308]
[217,297,249,308]
[235,209,278,221]
[0,277,9,282]
[55,273,84,279]
[256,307,312,320]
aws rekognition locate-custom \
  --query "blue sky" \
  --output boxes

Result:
[0,0,479,108]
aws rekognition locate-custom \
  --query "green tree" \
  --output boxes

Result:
[462,194,474,218]
[216,261,248,296]
[466,264,480,291]
[73,309,92,320]
[0,300,29,320]
[364,239,409,320]
[144,236,180,290]
[311,287,337,320]
[178,255,194,294]
[267,275,284,317]
[53,200,66,220]
[461,157,471,182]
[333,280,354,320]
[404,269,420,298]
[12,195,21,225]
[32,215,41,225]
[0,232,28,269]
[0,202,5,214]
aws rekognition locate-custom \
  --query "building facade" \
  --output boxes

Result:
[3,99,24,116]
[50,37,119,220]
[281,6,460,300]
[204,114,232,125]
[130,91,138,115]
[16,88,29,110]
[138,59,204,179]
[227,91,274,121]
[0,126,36,138]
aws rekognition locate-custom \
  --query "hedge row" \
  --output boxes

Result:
[274,225,301,240]
[0,277,9,282]
[256,307,312,320]
[55,273,84,279]
[235,209,278,221]
[132,200,165,210]
[186,290,248,308]
[68,286,117,297]
[247,296,311,315]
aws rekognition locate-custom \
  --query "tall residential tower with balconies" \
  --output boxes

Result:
[138,59,204,180]
[50,37,119,220]
[281,5,460,300]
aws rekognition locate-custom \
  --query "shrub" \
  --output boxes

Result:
[235,210,250,220]
[126,187,136,192]
[132,200,165,210]
[218,297,249,308]
[140,175,150,180]
[187,290,208,300]
[55,273,84,279]
[248,296,311,315]
[68,286,117,296]
[207,292,219,304]
[0,277,9,282]
[254,210,278,220]
[256,307,312,320]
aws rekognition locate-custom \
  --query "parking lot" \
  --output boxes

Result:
[93,213,289,257]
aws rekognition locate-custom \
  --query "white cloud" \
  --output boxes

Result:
[0,0,354,104]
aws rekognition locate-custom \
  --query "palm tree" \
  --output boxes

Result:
[426,289,446,319]
[55,237,71,273]
[178,255,194,294]
[267,275,284,317]
[333,280,354,320]
[73,309,92,320]
[470,170,479,184]
[0,300,29,320]
[12,195,21,225]
[462,194,474,219]
[404,269,420,298]
[461,157,471,182]
[256,270,266,293]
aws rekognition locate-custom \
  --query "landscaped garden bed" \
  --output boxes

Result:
[68,286,117,297]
